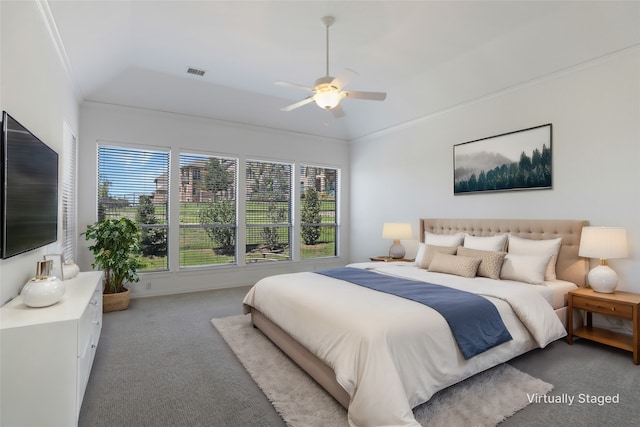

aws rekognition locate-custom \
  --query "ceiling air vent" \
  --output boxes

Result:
[186,67,206,77]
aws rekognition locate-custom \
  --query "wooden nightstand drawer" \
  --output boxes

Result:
[572,295,633,319]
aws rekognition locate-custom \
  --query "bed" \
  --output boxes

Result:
[242,218,588,426]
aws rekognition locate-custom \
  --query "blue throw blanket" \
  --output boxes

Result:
[316,267,512,359]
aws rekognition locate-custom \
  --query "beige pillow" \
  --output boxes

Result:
[463,233,507,252]
[417,245,458,269]
[456,246,506,280]
[507,235,562,280]
[428,253,481,278]
[500,254,552,285]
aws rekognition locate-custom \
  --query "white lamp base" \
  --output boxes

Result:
[388,240,406,259]
[588,265,618,293]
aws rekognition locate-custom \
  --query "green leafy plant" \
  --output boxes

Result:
[85,217,142,294]
[301,187,322,245]
[198,198,236,255]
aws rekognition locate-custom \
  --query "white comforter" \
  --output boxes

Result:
[242,263,567,427]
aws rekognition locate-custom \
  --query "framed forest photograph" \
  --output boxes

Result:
[453,124,552,194]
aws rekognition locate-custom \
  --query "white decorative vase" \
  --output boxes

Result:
[21,259,66,308]
[21,276,65,307]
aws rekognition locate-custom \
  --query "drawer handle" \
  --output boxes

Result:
[91,344,97,349]
[585,302,615,311]
[90,299,98,306]
[92,320,101,326]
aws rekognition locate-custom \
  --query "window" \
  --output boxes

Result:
[97,145,169,271]
[95,145,341,271]
[61,123,77,264]
[300,165,339,259]
[179,153,237,268]
[245,160,292,263]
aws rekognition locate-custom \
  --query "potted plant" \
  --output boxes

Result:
[85,217,142,312]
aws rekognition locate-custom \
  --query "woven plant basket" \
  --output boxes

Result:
[103,288,130,313]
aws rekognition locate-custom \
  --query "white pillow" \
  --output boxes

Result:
[424,231,464,247]
[415,243,426,266]
[507,234,562,280]
[463,233,507,252]
[500,254,552,285]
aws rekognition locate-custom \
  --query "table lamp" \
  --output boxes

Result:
[578,226,628,293]
[382,223,413,259]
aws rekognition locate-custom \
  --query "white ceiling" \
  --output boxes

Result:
[46,1,640,141]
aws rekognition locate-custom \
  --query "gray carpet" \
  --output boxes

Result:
[80,286,640,426]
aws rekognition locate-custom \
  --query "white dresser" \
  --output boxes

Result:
[1,271,103,427]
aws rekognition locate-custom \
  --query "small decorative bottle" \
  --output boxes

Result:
[21,260,66,308]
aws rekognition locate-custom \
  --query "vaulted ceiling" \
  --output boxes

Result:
[46,1,640,141]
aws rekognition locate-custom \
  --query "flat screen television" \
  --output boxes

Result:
[1,111,58,258]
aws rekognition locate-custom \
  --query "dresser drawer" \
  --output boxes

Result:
[78,286,102,357]
[572,295,633,319]
[77,333,99,407]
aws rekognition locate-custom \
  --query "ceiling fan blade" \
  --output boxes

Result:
[275,81,313,92]
[331,68,358,90]
[343,90,387,101]
[281,96,315,112]
[330,104,345,118]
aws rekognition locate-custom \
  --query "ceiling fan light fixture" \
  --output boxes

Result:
[314,90,341,110]
[314,87,342,110]
[277,15,386,114]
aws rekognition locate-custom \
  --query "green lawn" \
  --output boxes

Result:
[104,199,337,270]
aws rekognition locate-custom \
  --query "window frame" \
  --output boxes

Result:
[299,164,340,260]
[96,142,171,272]
[94,143,343,272]
[245,158,293,264]
[178,152,239,269]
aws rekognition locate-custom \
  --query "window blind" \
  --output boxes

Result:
[179,153,238,268]
[61,123,76,263]
[97,145,170,271]
[300,165,339,259]
[245,160,292,263]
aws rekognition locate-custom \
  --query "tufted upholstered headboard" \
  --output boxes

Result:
[420,218,589,287]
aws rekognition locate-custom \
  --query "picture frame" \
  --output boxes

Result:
[453,124,552,195]
[44,254,64,280]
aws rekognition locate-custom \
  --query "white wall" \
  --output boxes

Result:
[0,1,80,304]
[78,103,350,297]
[350,47,640,293]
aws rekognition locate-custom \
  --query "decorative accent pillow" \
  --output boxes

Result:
[417,245,458,269]
[507,235,562,280]
[500,254,552,285]
[414,243,426,266]
[428,253,482,278]
[424,231,465,247]
[456,246,506,280]
[463,233,507,252]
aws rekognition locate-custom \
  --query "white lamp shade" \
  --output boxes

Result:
[579,227,628,259]
[579,226,628,293]
[382,223,413,240]
[314,90,342,110]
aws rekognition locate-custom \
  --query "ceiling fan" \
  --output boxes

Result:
[276,16,387,117]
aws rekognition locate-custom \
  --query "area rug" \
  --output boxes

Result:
[211,315,553,427]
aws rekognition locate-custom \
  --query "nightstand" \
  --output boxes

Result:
[370,256,414,262]
[567,287,640,364]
